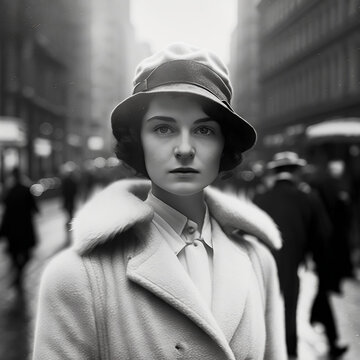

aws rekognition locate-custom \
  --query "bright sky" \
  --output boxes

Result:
[130,0,238,65]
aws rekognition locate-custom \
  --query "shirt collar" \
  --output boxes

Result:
[145,192,212,250]
[146,192,187,235]
[200,206,212,248]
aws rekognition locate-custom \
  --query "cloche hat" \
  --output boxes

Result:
[267,151,307,170]
[111,43,256,154]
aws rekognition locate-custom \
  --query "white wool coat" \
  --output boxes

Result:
[32,180,287,360]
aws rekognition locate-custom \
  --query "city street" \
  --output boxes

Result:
[0,197,359,360]
[1,1,360,359]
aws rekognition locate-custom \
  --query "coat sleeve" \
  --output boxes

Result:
[250,241,288,360]
[32,249,98,360]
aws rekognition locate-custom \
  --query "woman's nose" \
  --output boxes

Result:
[174,134,195,159]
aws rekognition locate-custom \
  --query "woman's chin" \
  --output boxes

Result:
[161,183,206,197]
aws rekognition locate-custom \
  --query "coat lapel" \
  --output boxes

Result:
[211,218,252,342]
[127,222,236,360]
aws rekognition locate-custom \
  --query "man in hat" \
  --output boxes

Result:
[253,151,333,358]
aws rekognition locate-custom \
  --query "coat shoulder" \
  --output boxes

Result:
[39,248,91,300]
[233,233,277,272]
[206,187,282,250]
[34,250,99,359]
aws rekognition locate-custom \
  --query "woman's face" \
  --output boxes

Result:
[141,94,224,196]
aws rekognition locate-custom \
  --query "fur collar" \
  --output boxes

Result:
[72,179,282,255]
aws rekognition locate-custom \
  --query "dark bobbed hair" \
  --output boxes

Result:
[113,93,243,178]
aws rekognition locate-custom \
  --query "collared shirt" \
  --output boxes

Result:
[145,192,213,308]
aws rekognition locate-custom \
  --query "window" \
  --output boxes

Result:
[347,36,360,94]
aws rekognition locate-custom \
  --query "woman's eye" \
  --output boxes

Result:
[154,126,173,135]
[195,126,214,135]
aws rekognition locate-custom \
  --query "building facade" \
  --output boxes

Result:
[0,0,92,186]
[232,0,360,253]
[89,0,136,160]
[230,0,261,128]
[257,0,360,162]
[0,0,142,192]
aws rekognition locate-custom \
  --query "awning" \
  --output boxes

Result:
[306,118,360,142]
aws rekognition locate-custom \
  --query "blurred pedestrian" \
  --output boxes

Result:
[253,152,336,358]
[247,161,274,199]
[310,160,354,283]
[310,274,349,358]
[305,161,351,358]
[60,162,79,228]
[80,163,96,201]
[33,43,287,359]
[0,167,39,289]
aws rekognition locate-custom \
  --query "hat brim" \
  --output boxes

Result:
[267,159,307,170]
[111,84,257,153]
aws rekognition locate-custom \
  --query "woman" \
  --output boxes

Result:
[32,43,286,360]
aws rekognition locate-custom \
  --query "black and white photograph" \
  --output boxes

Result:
[0,1,360,359]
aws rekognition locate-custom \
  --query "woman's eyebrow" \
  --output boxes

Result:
[194,117,214,124]
[145,116,176,123]
[145,116,213,123]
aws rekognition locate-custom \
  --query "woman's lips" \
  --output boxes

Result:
[169,167,199,173]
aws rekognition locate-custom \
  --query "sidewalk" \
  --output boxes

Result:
[296,268,360,359]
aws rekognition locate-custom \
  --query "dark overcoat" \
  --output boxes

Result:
[253,179,331,290]
[1,182,39,253]
[253,179,331,354]
[311,175,354,284]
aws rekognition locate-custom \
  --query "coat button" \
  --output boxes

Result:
[187,226,195,234]
[175,342,186,351]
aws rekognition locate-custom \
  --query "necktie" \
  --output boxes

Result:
[183,224,212,308]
